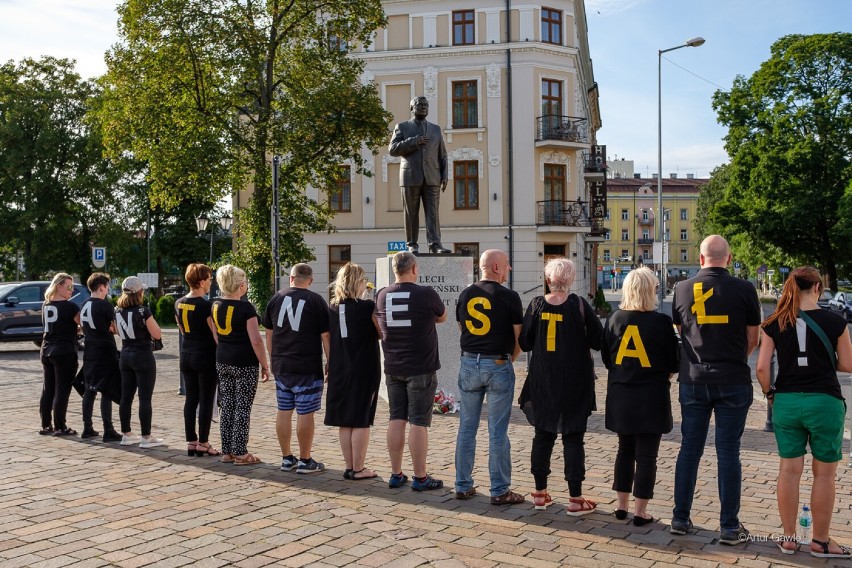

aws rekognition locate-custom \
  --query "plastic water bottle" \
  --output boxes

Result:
[798,505,812,545]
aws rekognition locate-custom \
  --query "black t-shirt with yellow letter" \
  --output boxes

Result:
[456,280,523,356]
[212,299,259,367]
[176,296,216,356]
[672,267,762,384]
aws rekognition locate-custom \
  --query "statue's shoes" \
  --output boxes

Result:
[429,244,451,253]
[407,244,419,253]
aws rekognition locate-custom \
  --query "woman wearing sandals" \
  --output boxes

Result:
[213,265,269,466]
[39,273,81,437]
[175,263,219,458]
[519,257,602,514]
[601,267,679,526]
[757,266,852,559]
[115,276,165,448]
[324,263,382,480]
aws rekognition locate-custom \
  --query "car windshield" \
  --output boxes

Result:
[0,284,16,300]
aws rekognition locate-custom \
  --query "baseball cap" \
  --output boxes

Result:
[122,276,148,293]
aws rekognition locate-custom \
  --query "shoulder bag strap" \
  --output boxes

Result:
[798,310,836,369]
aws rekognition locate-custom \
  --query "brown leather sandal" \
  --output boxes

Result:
[490,490,525,505]
[233,453,261,466]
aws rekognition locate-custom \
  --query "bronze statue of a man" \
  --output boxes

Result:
[388,96,450,254]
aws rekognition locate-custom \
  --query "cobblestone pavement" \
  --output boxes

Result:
[2,329,851,567]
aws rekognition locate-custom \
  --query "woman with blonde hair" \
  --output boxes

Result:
[520,257,602,514]
[324,263,381,479]
[115,276,164,448]
[601,267,679,525]
[39,273,81,436]
[757,267,852,558]
[213,265,269,466]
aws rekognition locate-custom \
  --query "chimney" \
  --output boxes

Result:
[686,173,695,179]
[614,172,622,179]
[633,173,641,179]
[652,173,659,179]
[670,173,677,179]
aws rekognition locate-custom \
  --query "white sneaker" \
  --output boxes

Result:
[120,434,142,446]
[139,437,164,449]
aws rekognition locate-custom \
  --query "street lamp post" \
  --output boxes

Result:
[196,214,233,264]
[658,36,704,310]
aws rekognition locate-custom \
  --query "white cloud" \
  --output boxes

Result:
[0,0,119,79]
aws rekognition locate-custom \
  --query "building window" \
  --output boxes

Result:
[605,231,611,240]
[680,229,688,241]
[543,164,565,201]
[603,249,610,261]
[328,245,351,299]
[621,209,628,220]
[642,249,650,260]
[642,209,649,221]
[452,80,478,128]
[665,229,670,241]
[680,208,687,220]
[329,165,351,212]
[621,229,629,241]
[328,35,348,52]
[541,79,562,117]
[455,242,480,277]
[541,7,562,45]
[605,208,611,220]
[621,249,629,259]
[642,228,649,239]
[454,160,478,209]
[681,248,688,261]
[453,10,475,45]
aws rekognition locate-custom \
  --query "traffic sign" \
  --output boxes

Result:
[779,266,790,274]
[92,247,106,268]
[734,261,741,269]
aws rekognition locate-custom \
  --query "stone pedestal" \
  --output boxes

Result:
[376,254,475,401]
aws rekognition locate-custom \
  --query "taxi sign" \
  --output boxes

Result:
[387,241,407,255]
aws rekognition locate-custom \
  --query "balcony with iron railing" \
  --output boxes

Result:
[637,238,654,245]
[535,116,589,148]
[583,151,606,177]
[536,200,600,230]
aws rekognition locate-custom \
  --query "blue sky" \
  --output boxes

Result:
[1,0,849,179]
[586,0,852,177]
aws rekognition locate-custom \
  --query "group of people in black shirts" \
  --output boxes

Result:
[37,234,852,558]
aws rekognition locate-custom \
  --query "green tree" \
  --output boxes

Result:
[0,57,127,280]
[711,33,852,288]
[96,0,391,302]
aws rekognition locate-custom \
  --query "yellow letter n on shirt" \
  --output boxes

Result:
[691,282,729,324]
[615,325,651,368]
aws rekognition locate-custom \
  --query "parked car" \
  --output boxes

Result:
[0,281,90,346]
[826,291,852,323]
[817,289,835,309]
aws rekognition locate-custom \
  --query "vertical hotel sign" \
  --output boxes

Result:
[589,145,607,220]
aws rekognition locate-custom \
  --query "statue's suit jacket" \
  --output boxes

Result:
[388,119,448,187]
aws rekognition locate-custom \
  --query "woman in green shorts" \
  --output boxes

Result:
[757,266,852,558]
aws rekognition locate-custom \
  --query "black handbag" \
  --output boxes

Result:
[152,338,164,351]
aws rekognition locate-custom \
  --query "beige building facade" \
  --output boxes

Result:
[303,0,604,303]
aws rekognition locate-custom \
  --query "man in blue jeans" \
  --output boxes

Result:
[454,249,525,505]
[670,235,761,544]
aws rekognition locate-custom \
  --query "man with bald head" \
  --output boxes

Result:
[669,235,761,544]
[454,250,525,505]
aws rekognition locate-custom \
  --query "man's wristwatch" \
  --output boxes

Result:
[763,387,776,400]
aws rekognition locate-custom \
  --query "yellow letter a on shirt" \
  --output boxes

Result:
[615,325,651,368]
